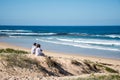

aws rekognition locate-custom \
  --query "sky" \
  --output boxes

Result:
[0,0,120,26]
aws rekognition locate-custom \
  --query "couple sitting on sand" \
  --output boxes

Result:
[31,43,45,56]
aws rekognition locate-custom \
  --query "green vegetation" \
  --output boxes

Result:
[0,48,119,77]
[0,53,57,76]
[96,62,118,73]
[0,48,41,70]
[105,66,118,73]
[0,48,28,54]
[65,74,120,80]
[0,53,40,69]
[83,60,118,73]
[83,60,100,73]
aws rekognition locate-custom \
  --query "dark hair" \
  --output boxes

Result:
[33,43,37,46]
[37,44,41,48]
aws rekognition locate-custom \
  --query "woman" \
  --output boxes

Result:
[31,43,37,54]
[35,44,44,56]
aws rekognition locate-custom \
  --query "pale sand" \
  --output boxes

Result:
[0,42,120,66]
[0,42,120,80]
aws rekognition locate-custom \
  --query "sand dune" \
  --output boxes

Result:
[0,42,120,80]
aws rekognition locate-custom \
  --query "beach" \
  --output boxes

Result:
[0,42,120,80]
[0,26,120,59]
[0,42,120,66]
[1,0,120,79]
[0,26,120,79]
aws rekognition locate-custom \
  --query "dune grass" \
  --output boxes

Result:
[0,53,40,69]
[96,63,118,73]
[71,60,82,66]
[45,56,73,76]
[0,48,28,54]
[67,74,120,80]
[0,48,119,77]
[45,56,61,68]
[0,48,41,70]
[105,66,118,73]
[83,59,118,73]
[0,53,58,76]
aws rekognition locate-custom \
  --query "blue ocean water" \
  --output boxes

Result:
[0,26,120,59]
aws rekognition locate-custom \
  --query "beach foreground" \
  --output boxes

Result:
[0,42,120,80]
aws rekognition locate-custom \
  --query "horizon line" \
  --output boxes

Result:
[0,25,120,26]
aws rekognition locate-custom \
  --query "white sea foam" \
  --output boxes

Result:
[0,30,32,32]
[92,34,120,38]
[104,35,120,38]
[56,38,120,46]
[1,30,120,39]
[0,32,56,36]
[9,36,22,38]
[68,33,88,36]
[36,38,120,52]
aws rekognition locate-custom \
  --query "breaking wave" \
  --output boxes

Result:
[0,29,120,39]
[36,38,120,52]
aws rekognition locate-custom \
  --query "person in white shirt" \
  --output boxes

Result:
[31,43,37,54]
[35,44,44,56]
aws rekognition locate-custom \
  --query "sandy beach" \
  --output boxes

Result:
[0,42,120,66]
[0,42,120,80]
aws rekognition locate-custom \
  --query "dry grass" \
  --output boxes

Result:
[67,74,120,80]
[45,56,60,68]
[0,53,56,76]
[0,48,28,54]
[0,48,119,78]
[45,56,73,76]
[71,60,82,66]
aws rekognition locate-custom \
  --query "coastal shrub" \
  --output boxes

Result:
[0,49,4,53]
[105,66,118,73]
[0,53,58,76]
[67,74,120,80]
[1,54,36,68]
[71,60,82,66]
[96,63,118,73]
[5,48,15,53]
[83,60,101,72]
[0,48,28,54]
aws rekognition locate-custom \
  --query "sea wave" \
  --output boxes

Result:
[9,36,22,38]
[0,30,120,39]
[0,30,32,32]
[56,38,120,46]
[0,32,56,36]
[104,35,120,38]
[94,34,120,38]
[36,38,120,52]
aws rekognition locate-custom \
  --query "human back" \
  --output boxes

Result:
[31,43,37,54]
[35,44,44,56]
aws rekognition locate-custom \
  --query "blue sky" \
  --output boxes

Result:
[0,0,120,25]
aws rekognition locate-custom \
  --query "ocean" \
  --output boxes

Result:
[0,26,120,59]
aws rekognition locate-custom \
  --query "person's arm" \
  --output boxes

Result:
[40,49,43,52]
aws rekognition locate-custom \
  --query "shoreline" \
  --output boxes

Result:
[0,42,120,66]
[1,36,120,59]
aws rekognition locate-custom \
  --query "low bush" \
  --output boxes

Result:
[0,48,28,54]
[69,74,120,80]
